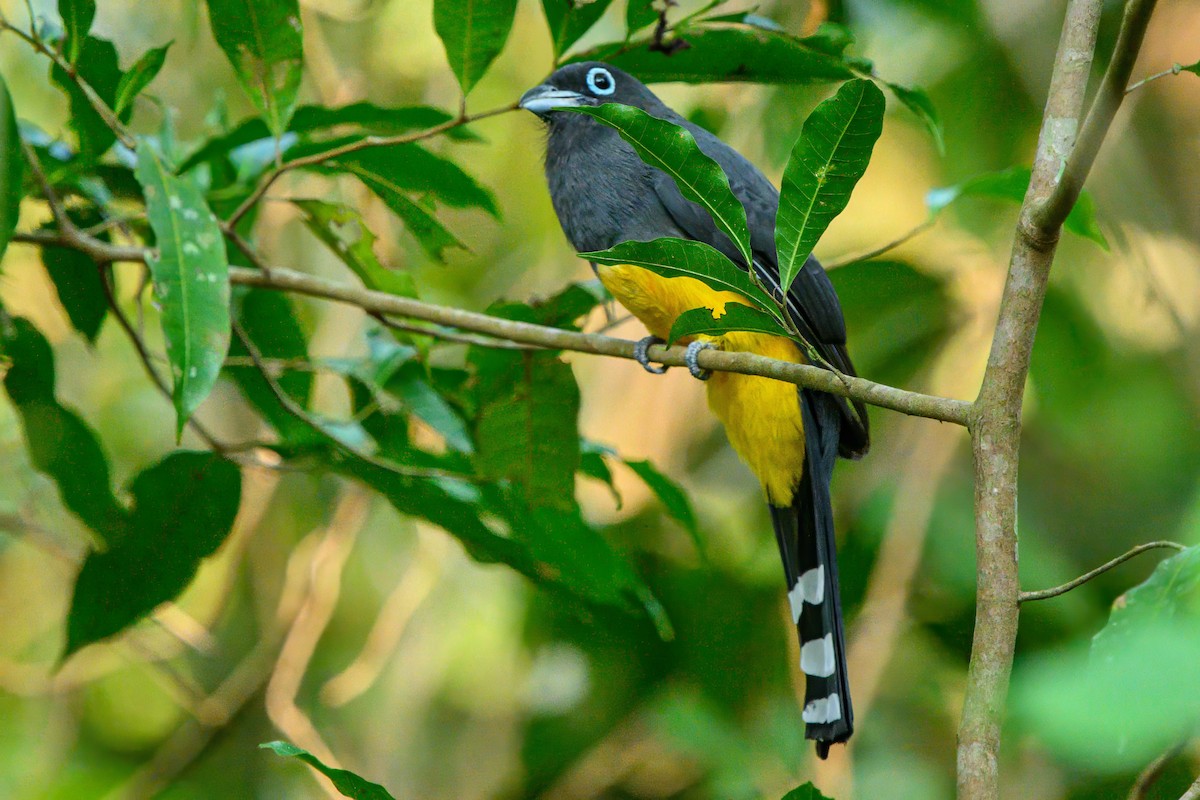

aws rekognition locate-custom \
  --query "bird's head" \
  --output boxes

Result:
[519,62,654,120]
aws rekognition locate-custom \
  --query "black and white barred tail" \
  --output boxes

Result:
[770,390,853,758]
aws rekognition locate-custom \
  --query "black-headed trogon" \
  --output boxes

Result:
[520,62,870,758]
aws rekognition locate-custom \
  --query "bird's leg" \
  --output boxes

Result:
[685,340,715,381]
[633,335,669,374]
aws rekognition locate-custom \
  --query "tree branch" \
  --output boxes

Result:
[1020,541,1186,603]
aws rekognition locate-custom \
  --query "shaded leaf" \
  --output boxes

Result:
[781,784,834,800]
[1181,60,1199,77]
[433,0,519,95]
[58,0,96,64]
[204,0,304,137]
[625,0,658,35]
[667,301,789,345]
[113,42,172,117]
[542,0,614,58]
[530,280,607,328]
[65,451,241,656]
[583,238,779,318]
[0,74,21,262]
[49,36,125,160]
[294,199,417,298]
[387,361,474,453]
[885,81,943,154]
[260,742,395,800]
[135,143,231,436]
[324,145,499,217]
[776,79,884,291]
[624,457,701,549]
[563,103,751,265]
[41,237,107,343]
[926,166,1108,248]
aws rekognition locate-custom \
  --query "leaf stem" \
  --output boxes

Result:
[1125,63,1184,93]
[1019,541,1187,603]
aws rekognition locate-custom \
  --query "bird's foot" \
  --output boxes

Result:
[633,336,669,375]
[685,340,715,381]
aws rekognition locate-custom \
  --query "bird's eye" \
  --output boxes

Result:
[586,67,616,96]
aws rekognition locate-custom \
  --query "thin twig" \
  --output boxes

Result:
[1128,741,1188,800]
[1020,541,1187,603]
[1126,63,1186,93]
[824,218,937,270]
[371,312,536,350]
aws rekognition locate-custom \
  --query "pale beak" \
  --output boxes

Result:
[519,84,588,115]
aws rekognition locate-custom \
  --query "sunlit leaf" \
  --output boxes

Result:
[261,742,395,800]
[541,0,614,58]
[136,143,231,436]
[294,200,417,298]
[324,145,499,218]
[776,79,884,292]
[58,0,95,64]
[204,0,304,137]
[667,302,789,344]
[65,451,241,657]
[563,103,751,265]
[49,36,126,160]
[433,0,519,95]
[625,0,657,35]
[113,42,172,117]
[0,74,21,262]
[583,238,778,317]
[885,81,943,154]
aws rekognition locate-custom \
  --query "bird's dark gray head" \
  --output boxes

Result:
[519,62,658,121]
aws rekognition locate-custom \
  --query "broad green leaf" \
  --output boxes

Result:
[563,103,751,265]
[0,315,125,543]
[386,361,474,453]
[667,302,789,345]
[1092,546,1200,659]
[294,200,417,298]
[572,23,860,84]
[41,236,108,343]
[781,784,834,800]
[204,0,304,137]
[135,144,231,436]
[58,0,96,64]
[885,81,943,154]
[583,238,779,318]
[541,0,614,58]
[178,103,476,173]
[0,74,20,262]
[65,451,241,657]
[113,42,172,117]
[325,145,499,217]
[433,0,519,96]
[49,36,126,160]
[624,457,701,550]
[626,0,658,35]
[260,742,395,800]
[926,166,1108,248]
[776,79,885,292]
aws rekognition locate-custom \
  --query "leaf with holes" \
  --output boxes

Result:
[113,42,172,117]
[136,143,231,437]
[776,79,885,292]
[204,0,304,137]
[294,200,417,298]
[667,302,790,345]
[433,0,519,96]
[541,0,614,58]
[0,74,20,262]
[261,742,395,800]
[564,103,751,265]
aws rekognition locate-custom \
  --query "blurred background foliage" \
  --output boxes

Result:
[1,0,1199,798]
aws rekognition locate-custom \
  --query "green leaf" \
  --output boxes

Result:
[0,74,21,263]
[113,42,172,117]
[572,23,860,84]
[781,784,834,800]
[1181,60,1200,77]
[49,36,126,160]
[324,145,499,218]
[135,143,232,437]
[1092,546,1200,660]
[58,0,96,64]
[387,361,474,453]
[294,200,417,298]
[583,238,779,318]
[0,315,126,544]
[204,0,304,137]
[885,81,943,154]
[776,79,885,292]
[624,457,701,551]
[926,166,1108,248]
[625,0,658,35]
[65,451,241,657]
[667,302,789,345]
[260,742,396,800]
[563,103,751,265]
[541,0,614,58]
[41,238,108,343]
[433,0,519,96]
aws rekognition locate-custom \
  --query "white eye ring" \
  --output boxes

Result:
[586,67,616,96]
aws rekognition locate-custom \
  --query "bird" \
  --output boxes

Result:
[520,61,870,757]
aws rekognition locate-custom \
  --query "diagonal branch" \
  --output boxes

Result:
[1020,541,1187,603]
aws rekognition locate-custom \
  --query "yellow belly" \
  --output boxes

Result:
[596,263,806,506]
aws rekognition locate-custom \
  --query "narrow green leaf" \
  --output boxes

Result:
[625,0,658,35]
[113,42,172,117]
[0,74,21,262]
[387,361,474,453]
[49,36,125,160]
[41,239,108,343]
[542,0,614,58]
[204,0,304,137]
[260,742,396,800]
[624,458,701,548]
[135,143,231,436]
[781,784,834,800]
[776,79,885,292]
[563,103,752,266]
[58,0,96,64]
[294,200,417,298]
[926,166,1109,249]
[885,81,943,154]
[433,0,519,96]
[65,452,241,657]
[667,302,789,345]
[583,238,779,318]
[580,442,621,506]
[571,23,860,84]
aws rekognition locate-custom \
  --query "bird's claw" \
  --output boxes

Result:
[685,340,715,380]
[633,335,669,374]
